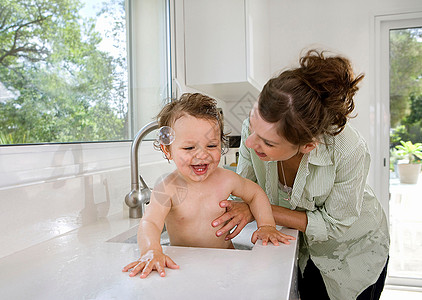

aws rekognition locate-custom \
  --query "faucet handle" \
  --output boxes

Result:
[139,175,148,189]
[140,186,151,206]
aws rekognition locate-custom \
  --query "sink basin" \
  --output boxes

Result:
[108,230,252,250]
[119,230,171,246]
[107,223,257,250]
[106,225,170,245]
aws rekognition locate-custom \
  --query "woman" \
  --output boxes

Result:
[212,50,390,300]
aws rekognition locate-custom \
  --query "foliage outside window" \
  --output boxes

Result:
[389,28,422,148]
[0,0,128,145]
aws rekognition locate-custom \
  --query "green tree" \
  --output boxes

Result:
[389,28,422,128]
[393,93,422,146]
[0,0,128,144]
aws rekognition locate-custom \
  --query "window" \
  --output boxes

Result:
[0,0,133,145]
[388,26,422,287]
[0,0,171,189]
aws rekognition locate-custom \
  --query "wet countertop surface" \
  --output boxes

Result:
[0,212,299,299]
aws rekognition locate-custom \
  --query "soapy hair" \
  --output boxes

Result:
[258,49,364,145]
[154,93,228,155]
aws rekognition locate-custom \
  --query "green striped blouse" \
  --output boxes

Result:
[236,118,390,300]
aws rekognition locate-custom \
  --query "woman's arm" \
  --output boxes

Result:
[228,171,295,244]
[271,205,307,233]
[212,200,254,239]
[213,200,308,240]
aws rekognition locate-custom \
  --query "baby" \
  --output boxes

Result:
[122,93,294,278]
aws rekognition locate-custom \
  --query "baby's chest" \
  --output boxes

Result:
[170,189,228,222]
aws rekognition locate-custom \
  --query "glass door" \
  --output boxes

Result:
[388,26,422,286]
[377,13,422,288]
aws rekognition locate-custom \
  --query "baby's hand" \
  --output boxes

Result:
[251,225,296,246]
[122,249,179,278]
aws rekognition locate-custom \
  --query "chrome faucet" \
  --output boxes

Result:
[125,121,159,218]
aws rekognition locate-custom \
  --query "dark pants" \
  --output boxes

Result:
[298,257,389,300]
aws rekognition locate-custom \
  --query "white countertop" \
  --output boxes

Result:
[0,212,299,300]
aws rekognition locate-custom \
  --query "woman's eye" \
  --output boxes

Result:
[207,145,217,148]
[183,147,194,150]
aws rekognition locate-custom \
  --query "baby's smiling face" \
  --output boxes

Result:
[165,114,221,183]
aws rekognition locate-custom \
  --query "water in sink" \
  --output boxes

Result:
[108,222,259,251]
[122,231,170,246]
[120,231,252,250]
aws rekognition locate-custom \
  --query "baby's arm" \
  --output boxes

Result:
[229,171,295,245]
[122,187,179,278]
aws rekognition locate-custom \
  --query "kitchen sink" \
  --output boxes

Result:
[107,223,255,250]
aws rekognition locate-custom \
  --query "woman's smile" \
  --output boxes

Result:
[254,150,267,158]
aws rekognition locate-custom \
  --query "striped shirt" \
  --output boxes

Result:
[236,118,390,300]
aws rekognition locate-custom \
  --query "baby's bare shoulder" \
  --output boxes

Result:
[152,171,189,207]
[217,166,238,175]
[213,167,238,179]
[153,171,183,189]
[209,167,242,188]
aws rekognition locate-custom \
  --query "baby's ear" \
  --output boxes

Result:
[161,144,172,160]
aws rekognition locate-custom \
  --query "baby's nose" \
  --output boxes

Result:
[195,147,210,159]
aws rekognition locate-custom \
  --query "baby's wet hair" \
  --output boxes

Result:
[154,93,228,157]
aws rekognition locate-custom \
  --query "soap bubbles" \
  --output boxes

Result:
[157,126,175,145]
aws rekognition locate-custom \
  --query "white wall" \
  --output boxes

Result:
[267,0,422,193]
[0,142,175,258]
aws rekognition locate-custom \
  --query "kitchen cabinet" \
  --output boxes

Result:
[173,0,271,102]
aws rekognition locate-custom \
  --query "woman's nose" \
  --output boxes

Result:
[245,134,255,149]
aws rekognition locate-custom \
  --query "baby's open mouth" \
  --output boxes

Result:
[191,164,208,175]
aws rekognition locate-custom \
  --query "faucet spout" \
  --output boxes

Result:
[125,121,159,218]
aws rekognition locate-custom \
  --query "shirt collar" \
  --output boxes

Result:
[308,143,333,166]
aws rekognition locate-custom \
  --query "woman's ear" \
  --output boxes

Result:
[161,144,172,160]
[301,142,317,154]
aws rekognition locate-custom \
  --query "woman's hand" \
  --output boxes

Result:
[251,225,296,246]
[122,249,179,278]
[212,200,255,240]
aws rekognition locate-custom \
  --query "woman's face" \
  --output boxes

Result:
[245,103,301,162]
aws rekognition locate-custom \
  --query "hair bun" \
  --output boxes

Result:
[299,50,364,134]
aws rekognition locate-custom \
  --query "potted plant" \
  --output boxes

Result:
[395,140,422,184]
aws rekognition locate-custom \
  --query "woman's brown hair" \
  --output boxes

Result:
[258,49,364,145]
